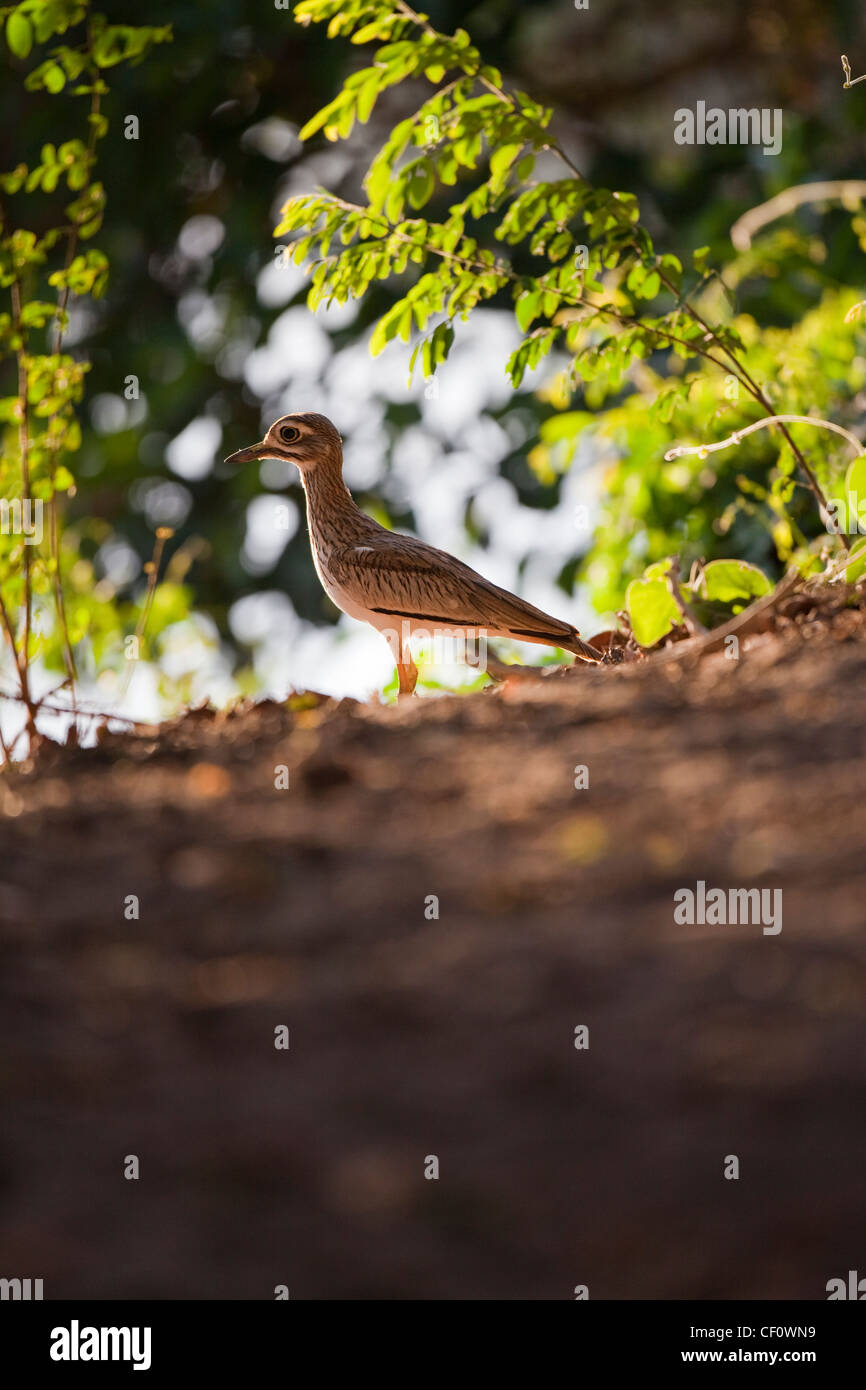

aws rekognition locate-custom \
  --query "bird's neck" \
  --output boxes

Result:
[301,452,372,551]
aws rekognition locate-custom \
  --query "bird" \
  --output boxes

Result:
[225,411,602,696]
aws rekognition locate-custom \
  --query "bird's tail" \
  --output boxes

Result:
[564,631,604,664]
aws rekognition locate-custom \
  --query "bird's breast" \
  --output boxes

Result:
[310,544,373,625]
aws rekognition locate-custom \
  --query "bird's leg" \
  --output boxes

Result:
[381,626,418,700]
[396,649,418,698]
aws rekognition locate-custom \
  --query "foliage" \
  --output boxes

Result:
[0,0,177,747]
[626,557,772,648]
[3,0,866,738]
[282,0,866,621]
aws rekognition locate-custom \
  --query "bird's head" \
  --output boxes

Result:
[224,412,342,474]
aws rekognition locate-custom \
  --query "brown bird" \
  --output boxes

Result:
[226,412,602,695]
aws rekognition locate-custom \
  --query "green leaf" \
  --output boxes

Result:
[53,464,76,491]
[699,560,772,607]
[370,299,409,356]
[20,301,57,328]
[43,62,66,93]
[643,561,674,581]
[844,454,866,536]
[406,158,434,210]
[548,231,572,262]
[6,12,32,59]
[0,162,27,193]
[845,538,866,584]
[515,290,542,331]
[625,575,681,647]
[420,321,453,375]
[355,76,379,123]
[490,142,522,180]
[626,262,660,299]
[298,94,346,142]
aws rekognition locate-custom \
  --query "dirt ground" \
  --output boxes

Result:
[1,588,865,1300]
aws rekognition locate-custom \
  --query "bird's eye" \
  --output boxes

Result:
[280,424,300,444]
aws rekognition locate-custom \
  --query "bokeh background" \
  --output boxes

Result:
[2,0,866,729]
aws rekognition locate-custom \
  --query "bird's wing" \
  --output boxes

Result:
[328,533,581,644]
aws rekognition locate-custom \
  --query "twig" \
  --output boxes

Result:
[649,567,802,665]
[665,413,865,463]
[325,193,749,381]
[50,26,101,355]
[653,269,841,534]
[0,558,38,739]
[118,527,173,701]
[0,585,24,685]
[730,179,866,251]
[47,495,78,694]
[336,176,840,535]
[0,686,157,731]
[9,280,37,737]
[667,557,708,635]
[320,10,846,545]
[394,0,588,180]
[42,24,102,726]
[842,55,866,89]
[821,545,866,583]
[666,414,862,533]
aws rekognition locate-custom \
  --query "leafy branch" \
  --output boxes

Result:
[284,0,847,553]
[0,0,172,760]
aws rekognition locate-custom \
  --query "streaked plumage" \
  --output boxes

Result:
[226,412,601,694]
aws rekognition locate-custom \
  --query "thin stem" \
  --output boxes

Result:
[0,583,33,730]
[0,686,157,730]
[48,498,78,688]
[327,194,741,377]
[118,527,172,701]
[841,55,866,87]
[395,0,587,178]
[9,279,37,736]
[730,179,866,252]
[42,18,102,721]
[334,200,820,494]
[50,75,101,352]
[653,266,842,537]
[667,557,708,635]
[339,10,846,543]
[665,413,864,462]
[395,0,435,37]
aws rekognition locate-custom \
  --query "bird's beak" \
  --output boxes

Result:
[224,439,270,465]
